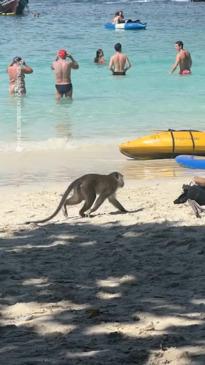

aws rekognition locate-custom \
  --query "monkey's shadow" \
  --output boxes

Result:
[109,208,144,215]
[51,209,144,222]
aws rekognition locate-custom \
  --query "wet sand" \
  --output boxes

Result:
[0,143,200,187]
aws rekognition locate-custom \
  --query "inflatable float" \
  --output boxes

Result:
[175,155,205,169]
[119,130,205,159]
[104,22,147,30]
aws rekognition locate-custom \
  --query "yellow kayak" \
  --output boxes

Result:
[119,130,205,159]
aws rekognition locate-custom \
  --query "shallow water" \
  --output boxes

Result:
[1,0,205,147]
[0,0,205,184]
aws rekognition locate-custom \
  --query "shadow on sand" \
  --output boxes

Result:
[0,219,205,364]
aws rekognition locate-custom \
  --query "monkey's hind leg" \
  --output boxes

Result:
[63,187,84,217]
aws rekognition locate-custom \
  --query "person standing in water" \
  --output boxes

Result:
[51,49,79,100]
[171,41,192,75]
[94,49,106,64]
[7,57,33,96]
[109,43,131,76]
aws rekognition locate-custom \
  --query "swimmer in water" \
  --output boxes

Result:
[7,57,33,96]
[109,43,131,76]
[51,49,79,100]
[170,40,192,75]
[94,49,106,64]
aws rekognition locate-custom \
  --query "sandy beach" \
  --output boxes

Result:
[1,168,205,365]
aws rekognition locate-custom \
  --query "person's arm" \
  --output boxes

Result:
[22,62,33,74]
[68,55,79,69]
[170,54,180,74]
[125,56,131,72]
[189,54,192,68]
[109,56,115,72]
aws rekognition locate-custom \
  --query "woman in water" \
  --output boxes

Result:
[7,56,33,96]
[94,49,106,64]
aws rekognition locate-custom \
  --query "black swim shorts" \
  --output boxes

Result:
[55,83,73,96]
[112,71,126,76]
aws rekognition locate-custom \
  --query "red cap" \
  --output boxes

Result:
[57,49,67,59]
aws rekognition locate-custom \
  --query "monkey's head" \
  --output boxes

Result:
[174,184,190,204]
[110,172,125,188]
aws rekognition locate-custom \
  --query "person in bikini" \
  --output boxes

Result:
[109,43,131,76]
[51,49,79,100]
[171,41,192,75]
[7,56,33,96]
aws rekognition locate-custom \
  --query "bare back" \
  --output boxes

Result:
[109,52,130,73]
[52,60,73,84]
[7,63,33,95]
[177,49,192,72]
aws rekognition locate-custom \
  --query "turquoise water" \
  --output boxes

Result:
[0,0,205,151]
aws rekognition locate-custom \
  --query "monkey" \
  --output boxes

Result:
[25,172,127,224]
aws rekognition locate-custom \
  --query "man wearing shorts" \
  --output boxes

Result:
[171,41,192,75]
[109,43,131,76]
[51,49,79,100]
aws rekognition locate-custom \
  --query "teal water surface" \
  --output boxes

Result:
[0,0,205,151]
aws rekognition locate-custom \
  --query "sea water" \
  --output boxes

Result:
[0,0,205,183]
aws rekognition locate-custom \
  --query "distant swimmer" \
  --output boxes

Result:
[94,49,106,64]
[112,10,141,24]
[109,43,131,76]
[171,40,192,75]
[51,49,79,100]
[112,11,125,24]
[7,57,33,96]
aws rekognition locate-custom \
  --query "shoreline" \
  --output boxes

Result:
[0,142,202,187]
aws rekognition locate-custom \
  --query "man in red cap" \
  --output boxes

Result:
[51,49,79,100]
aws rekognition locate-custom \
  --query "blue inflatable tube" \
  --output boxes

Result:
[176,155,205,169]
[104,22,147,30]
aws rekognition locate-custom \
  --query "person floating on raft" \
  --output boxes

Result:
[112,10,142,24]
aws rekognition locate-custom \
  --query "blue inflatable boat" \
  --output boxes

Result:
[176,155,205,169]
[104,22,147,30]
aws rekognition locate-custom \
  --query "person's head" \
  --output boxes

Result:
[175,41,184,52]
[97,49,104,57]
[114,43,122,52]
[119,10,124,17]
[10,56,23,66]
[94,49,104,63]
[114,11,119,16]
[57,49,68,59]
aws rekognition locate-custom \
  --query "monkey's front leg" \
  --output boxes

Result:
[87,194,107,215]
[108,195,127,213]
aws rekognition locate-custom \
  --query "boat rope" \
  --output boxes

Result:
[169,129,175,156]
[189,130,195,155]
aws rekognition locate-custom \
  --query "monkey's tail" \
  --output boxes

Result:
[25,182,74,224]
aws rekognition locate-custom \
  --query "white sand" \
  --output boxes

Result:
[0,176,205,364]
